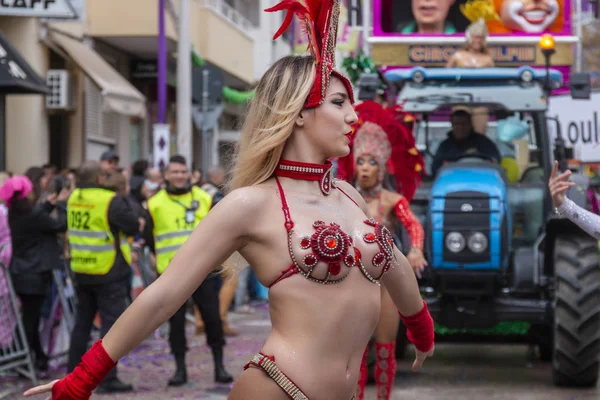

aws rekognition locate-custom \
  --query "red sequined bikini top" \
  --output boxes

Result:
[269,160,397,287]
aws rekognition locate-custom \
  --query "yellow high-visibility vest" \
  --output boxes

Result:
[67,188,132,275]
[148,186,212,274]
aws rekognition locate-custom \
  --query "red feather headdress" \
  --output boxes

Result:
[336,101,425,202]
[265,0,354,108]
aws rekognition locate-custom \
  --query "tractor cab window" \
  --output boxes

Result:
[414,107,541,184]
[414,107,546,246]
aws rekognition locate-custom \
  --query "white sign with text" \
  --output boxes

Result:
[547,92,600,163]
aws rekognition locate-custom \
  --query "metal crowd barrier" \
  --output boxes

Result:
[0,241,157,384]
[0,262,37,384]
[40,260,78,366]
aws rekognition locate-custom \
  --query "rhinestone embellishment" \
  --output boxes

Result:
[355,219,398,284]
[300,237,311,249]
[289,221,355,280]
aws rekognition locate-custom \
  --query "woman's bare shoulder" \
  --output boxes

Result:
[220,184,275,213]
[382,188,403,205]
[334,180,368,211]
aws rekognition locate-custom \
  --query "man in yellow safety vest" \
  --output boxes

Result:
[66,161,142,394]
[145,155,233,386]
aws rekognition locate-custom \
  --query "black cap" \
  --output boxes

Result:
[100,150,119,162]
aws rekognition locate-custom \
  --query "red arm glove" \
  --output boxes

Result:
[52,340,117,399]
[399,301,435,353]
[393,197,424,250]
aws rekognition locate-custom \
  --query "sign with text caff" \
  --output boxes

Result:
[292,0,361,55]
[0,0,77,18]
[374,0,571,37]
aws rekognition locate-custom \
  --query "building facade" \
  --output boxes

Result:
[0,0,290,174]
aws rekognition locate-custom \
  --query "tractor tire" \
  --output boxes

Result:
[552,235,600,388]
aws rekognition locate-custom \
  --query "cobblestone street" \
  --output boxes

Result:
[3,303,600,399]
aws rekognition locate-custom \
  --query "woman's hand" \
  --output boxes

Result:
[413,346,434,372]
[46,193,58,206]
[57,187,72,202]
[47,187,72,205]
[23,379,58,399]
[407,248,428,279]
[138,217,146,232]
[549,160,575,208]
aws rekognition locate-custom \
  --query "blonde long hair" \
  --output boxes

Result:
[228,55,316,191]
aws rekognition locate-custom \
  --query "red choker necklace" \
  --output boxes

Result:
[275,160,334,195]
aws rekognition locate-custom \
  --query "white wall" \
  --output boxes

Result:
[1,17,50,174]
[216,0,292,170]
[251,0,291,82]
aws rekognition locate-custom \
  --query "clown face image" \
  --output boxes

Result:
[500,0,559,33]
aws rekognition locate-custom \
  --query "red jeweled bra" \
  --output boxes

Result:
[269,160,397,286]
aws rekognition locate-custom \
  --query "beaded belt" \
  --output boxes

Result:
[244,353,357,400]
[244,353,310,400]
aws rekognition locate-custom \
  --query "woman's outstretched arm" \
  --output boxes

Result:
[101,187,262,359]
[24,187,265,398]
[549,160,600,239]
[556,197,600,239]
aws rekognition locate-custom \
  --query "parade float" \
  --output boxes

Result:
[352,0,600,388]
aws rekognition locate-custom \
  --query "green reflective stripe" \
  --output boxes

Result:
[156,244,181,254]
[120,238,129,245]
[69,230,108,238]
[70,243,115,252]
[156,230,194,241]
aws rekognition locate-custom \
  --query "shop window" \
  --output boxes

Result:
[103,112,119,140]
[84,78,103,139]
[84,78,117,142]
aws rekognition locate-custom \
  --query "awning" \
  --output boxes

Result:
[0,33,50,95]
[48,32,146,118]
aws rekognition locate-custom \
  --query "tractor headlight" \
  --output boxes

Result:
[468,232,488,253]
[445,232,466,253]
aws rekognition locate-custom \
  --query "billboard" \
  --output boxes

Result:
[374,0,572,37]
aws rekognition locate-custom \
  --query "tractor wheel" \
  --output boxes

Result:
[552,235,600,387]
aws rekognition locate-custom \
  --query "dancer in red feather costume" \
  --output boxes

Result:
[24,2,434,399]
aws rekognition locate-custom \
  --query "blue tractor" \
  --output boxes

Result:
[358,67,600,387]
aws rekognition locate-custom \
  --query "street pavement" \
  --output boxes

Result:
[3,303,600,399]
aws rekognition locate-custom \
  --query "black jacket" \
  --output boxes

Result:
[432,131,502,177]
[73,185,140,286]
[9,201,67,294]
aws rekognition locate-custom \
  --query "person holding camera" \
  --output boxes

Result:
[66,161,141,394]
[0,175,71,376]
